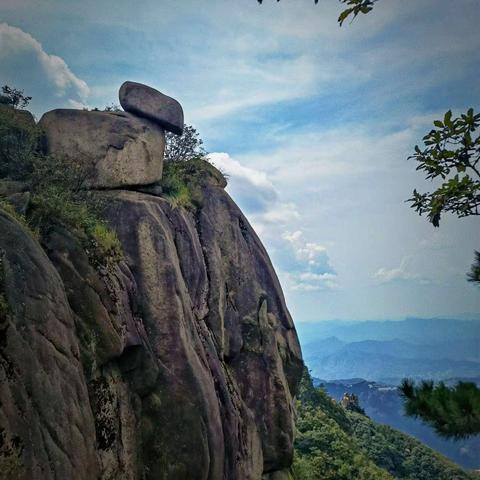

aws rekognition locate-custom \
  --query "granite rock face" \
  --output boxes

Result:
[0,211,99,480]
[119,81,184,135]
[1,93,302,478]
[39,109,165,189]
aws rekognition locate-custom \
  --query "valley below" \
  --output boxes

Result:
[297,318,480,470]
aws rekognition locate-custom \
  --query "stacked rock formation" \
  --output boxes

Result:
[0,82,303,480]
[39,82,184,189]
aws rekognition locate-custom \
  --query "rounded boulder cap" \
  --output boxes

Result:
[119,81,184,135]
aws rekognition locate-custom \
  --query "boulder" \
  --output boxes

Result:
[119,81,184,135]
[39,109,165,189]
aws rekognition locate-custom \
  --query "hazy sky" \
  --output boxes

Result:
[1,0,479,321]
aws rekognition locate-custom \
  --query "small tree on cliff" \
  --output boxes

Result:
[0,88,37,179]
[164,124,207,162]
[1,85,32,109]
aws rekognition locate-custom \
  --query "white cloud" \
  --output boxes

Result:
[261,202,299,225]
[278,230,337,291]
[238,127,414,189]
[208,152,299,235]
[374,257,421,284]
[282,230,328,268]
[283,271,338,292]
[207,153,337,292]
[374,266,416,283]
[209,152,274,191]
[0,23,89,101]
[68,99,89,109]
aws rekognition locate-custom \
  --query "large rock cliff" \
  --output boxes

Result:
[0,84,303,479]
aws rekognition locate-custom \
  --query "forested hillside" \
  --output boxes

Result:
[293,370,479,480]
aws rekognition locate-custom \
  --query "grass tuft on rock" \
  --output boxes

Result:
[161,158,227,208]
[28,185,122,268]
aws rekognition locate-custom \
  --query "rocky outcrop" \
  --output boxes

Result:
[119,81,184,135]
[39,109,165,189]
[0,211,99,480]
[0,84,303,479]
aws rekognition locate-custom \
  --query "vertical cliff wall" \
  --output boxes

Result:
[0,160,303,479]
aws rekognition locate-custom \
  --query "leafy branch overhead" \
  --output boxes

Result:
[400,379,480,439]
[338,0,378,26]
[256,0,378,26]
[408,109,480,227]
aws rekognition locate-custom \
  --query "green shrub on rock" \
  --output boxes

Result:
[161,157,227,208]
[161,161,193,207]
[0,429,23,480]
[0,105,39,181]
[28,185,122,268]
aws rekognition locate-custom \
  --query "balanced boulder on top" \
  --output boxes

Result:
[119,81,184,135]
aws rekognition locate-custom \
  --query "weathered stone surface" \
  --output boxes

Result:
[39,109,165,188]
[100,168,302,478]
[119,81,184,135]
[0,161,303,479]
[5,191,30,216]
[191,168,303,472]
[0,210,99,480]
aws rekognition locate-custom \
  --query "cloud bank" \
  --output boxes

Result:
[0,23,89,109]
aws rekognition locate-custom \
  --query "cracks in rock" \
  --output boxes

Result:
[39,418,75,472]
[238,216,250,245]
[35,329,71,361]
[89,182,163,196]
[225,282,238,314]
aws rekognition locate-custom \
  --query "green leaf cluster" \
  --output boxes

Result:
[164,124,207,163]
[161,161,194,207]
[338,0,377,26]
[408,109,480,227]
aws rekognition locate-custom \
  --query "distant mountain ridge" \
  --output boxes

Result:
[297,317,480,344]
[298,318,480,383]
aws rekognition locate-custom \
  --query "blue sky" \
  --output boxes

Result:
[1,0,479,321]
